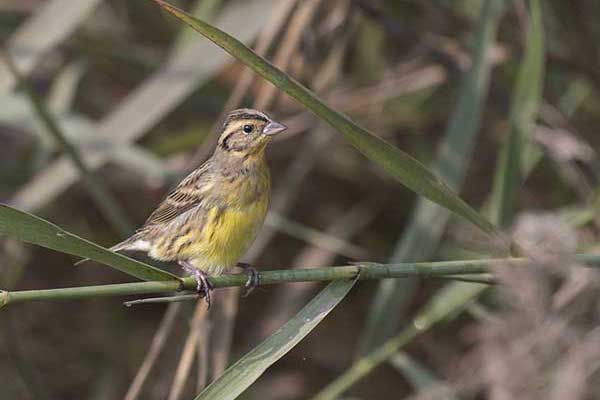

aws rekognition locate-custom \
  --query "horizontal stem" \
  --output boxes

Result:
[1,254,599,308]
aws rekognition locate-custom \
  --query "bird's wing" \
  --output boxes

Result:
[142,163,212,227]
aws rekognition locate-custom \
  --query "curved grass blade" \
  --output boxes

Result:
[193,279,357,400]
[317,4,546,395]
[151,0,501,239]
[0,204,177,282]
[358,0,506,354]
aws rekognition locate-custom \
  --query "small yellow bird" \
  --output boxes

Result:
[107,109,286,306]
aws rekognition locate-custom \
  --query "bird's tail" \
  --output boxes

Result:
[74,234,145,266]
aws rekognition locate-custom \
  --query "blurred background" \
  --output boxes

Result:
[1,0,600,399]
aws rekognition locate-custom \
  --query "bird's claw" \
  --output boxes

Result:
[237,262,260,297]
[193,269,214,308]
[179,261,213,308]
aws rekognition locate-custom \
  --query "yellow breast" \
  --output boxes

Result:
[150,152,271,275]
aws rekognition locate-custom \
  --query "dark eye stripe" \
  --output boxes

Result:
[220,131,233,150]
[219,123,254,151]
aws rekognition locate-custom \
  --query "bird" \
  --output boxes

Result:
[79,109,286,307]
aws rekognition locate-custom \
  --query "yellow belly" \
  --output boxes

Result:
[173,198,268,275]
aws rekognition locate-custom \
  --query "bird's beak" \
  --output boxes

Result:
[262,120,287,136]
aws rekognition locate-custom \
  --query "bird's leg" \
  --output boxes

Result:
[179,261,214,308]
[237,262,260,297]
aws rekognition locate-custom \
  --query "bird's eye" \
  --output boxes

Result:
[243,124,254,134]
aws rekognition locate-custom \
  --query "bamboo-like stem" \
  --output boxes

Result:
[2,254,599,308]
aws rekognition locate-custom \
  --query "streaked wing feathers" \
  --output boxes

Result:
[142,165,210,227]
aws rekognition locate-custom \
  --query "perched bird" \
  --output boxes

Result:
[88,109,286,306]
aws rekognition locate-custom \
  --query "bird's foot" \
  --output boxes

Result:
[179,261,214,308]
[237,262,260,297]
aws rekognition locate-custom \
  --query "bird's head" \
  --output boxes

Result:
[217,108,287,156]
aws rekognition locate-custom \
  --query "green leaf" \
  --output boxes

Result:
[358,0,506,354]
[490,0,545,227]
[151,0,501,240]
[194,279,357,400]
[0,204,177,282]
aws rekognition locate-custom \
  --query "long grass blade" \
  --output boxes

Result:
[0,204,176,281]
[312,5,546,394]
[490,0,545,227]
[358,0,506,354]
[193,279,356,400]
[151,0,502,240]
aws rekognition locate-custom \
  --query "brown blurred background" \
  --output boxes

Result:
[1,1,600,399]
